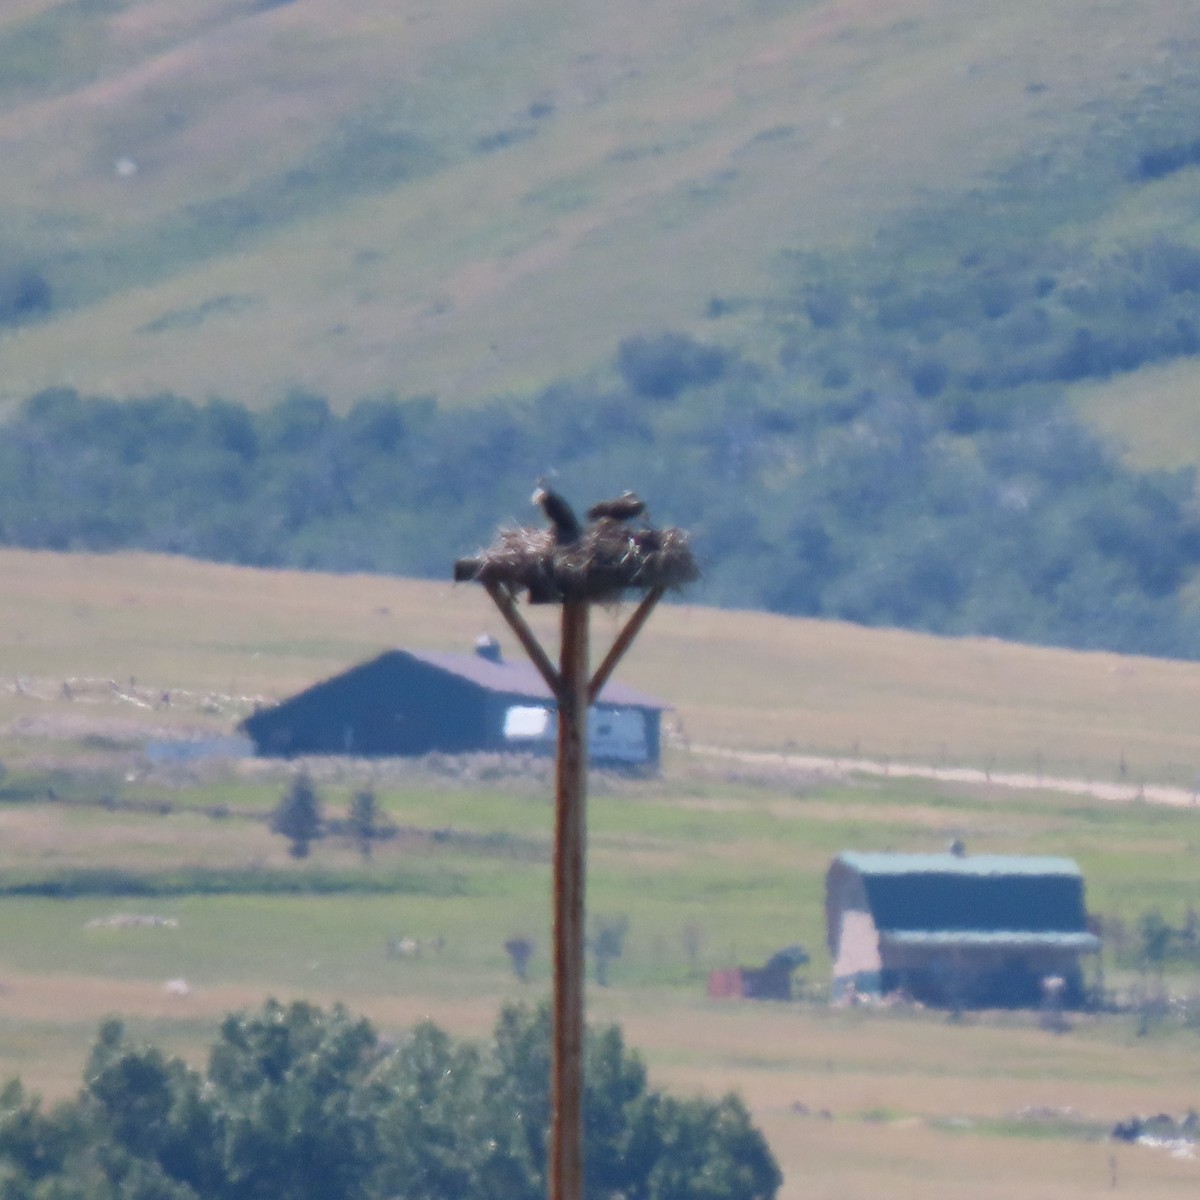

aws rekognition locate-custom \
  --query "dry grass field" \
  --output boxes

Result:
[2,546,1200,783]
[0,548,1198,1198]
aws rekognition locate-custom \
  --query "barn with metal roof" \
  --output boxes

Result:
[239,636,667,769]
[825,850,1100,1008]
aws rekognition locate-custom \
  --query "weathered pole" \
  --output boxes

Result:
[481,585,663,1200]
[462,502,687,1200]
[550,598,589,1200]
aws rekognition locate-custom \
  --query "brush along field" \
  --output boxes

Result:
[0,549,1198,1196]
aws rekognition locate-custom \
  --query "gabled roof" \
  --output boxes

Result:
[838,852,1082,879]
[406,649,667,710]
[830,851,1094,941]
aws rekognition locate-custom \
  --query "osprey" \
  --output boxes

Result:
[532,483,582,544]
[586,491,646,522]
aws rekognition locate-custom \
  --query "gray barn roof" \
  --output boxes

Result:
[408,649,666,710]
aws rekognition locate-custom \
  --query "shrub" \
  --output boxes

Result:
[270,772,323,858]
[910,359,950,399]
[616,332,729,399]
[0,264,51,324]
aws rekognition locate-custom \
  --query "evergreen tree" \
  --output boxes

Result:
[348,789,379,860]
[270,772,322,858]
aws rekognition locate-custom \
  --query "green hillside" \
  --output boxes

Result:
[2,0,1199,416]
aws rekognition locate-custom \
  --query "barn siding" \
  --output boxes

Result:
[831,910,883,999]
[243,654,492,757]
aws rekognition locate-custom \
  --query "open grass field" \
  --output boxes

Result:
[3,768,1200,1197]
[0,549,1198,1196]
[3,0,1200,415]
[3,546,1200,784]
[1070,360,1200,472]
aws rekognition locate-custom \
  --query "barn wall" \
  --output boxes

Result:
[382,663,490,754]
[831,910,883,1000]
[878,943,1088,1008]
[244,653,491,757]
[827,862,883,1000]
[644,709,661,766]
[485,696,662,768]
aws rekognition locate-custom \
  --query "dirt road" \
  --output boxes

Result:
[690,744,1200,808]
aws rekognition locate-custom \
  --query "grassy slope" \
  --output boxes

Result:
[2,0,1200,413]
[1070,359,1200,471]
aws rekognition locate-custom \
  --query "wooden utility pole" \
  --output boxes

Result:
[460,486,693,1200]
[480,583,664,1200]
[551,599,588,1200]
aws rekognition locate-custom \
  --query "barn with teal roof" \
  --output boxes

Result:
[825,850,1101,1008]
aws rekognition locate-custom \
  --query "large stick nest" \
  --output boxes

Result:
[455,518,699,604]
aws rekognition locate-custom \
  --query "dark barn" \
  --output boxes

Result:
[826,851,1100,1009]
[240,637,666,769]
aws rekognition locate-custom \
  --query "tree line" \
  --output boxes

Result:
[2,349,1200,660]
[0,999,780,1200]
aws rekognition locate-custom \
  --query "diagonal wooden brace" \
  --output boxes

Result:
[483,581,563,701]
[588,586,664,704]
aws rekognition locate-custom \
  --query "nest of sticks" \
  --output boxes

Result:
[454,518,699,604]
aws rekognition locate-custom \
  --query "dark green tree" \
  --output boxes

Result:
[474,1003,781,1200]
[82,1017,220,1195]
[373,1022,518,1200]
[348,789,379,860]
[207,1000,381,1200]
[270,772,322,858]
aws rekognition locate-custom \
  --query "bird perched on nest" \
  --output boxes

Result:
[586,491,646,522]
[532,482,582,545]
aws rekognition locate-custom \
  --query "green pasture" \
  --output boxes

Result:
[1,757,1200,1007]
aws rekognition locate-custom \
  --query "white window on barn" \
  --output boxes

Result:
[504,705,553,742]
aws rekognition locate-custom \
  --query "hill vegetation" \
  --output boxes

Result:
[6,3,1200,657]
[4,346,1200,658]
